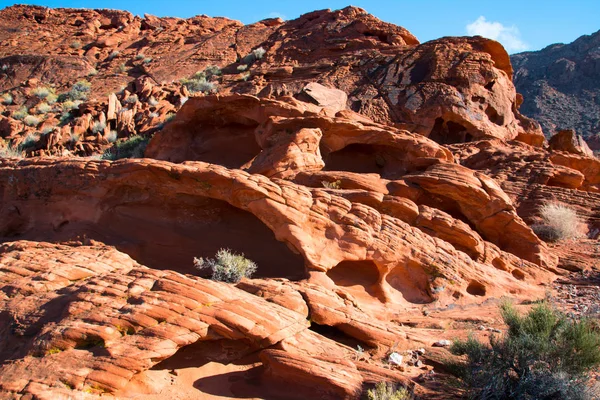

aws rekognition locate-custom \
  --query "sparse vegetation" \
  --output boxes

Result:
[194,249,257,283]
[59,80,91,102]
[322,180,342,189]
[36,102,52,114]
[1,92,13,105]
[62,100,81,111]
[366,382,411,400]
[0,142,23,158]
[532,202,586,241]
[237,64,248,71]
[242,46,266,64]
[450,302,600,400]
[12,107,29,120]
[88,68,98,76]
[102,134,150,160]
[32,86,54,99]
[142,57,152,64]
[125,94,139,104]
[21,133,40,150]
[148,96,158,106]
[106,130,118,143]
[117,63,127,73]
[135,53,145,60]
[108,50,120,60]
[23,115,41,127]
[90,120,106,134]
[181,67,220,94]
[70,40,82,49]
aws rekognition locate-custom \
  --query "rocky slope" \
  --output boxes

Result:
[511,30,600,149]
[0,4,599,400]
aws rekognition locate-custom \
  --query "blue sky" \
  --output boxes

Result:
[1,0,598,53]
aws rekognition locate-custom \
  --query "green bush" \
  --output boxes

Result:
[36,102,53,114]
[90,121,106,134]
[23,115,41,127]
[12,107,29,120]
[450,302,600,399]
[59,80,91,102]
[194,249,257,283]
[366,382,411,400]
[1,92,13,105]
[0,143,23,158]
[32,86,55,99]
[102,135,149,160]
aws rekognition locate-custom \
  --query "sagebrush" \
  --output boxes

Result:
[450,302,600,399]
[366,382,411,400]
[532,202,586,241]
[194,249,257,283]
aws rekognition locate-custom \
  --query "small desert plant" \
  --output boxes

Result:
[242,47,266,64]
[0,143,23,158]
[165,113,176,122]
[149,112,159,118]
[117,63,127,73]
[88,68,98,76]
[533,202,586,241]
[108,50,120,60]
[1,92,13,105]
[69,132,80,144]
[20,133,39,150]
[366,382,411,400]
[135,53,145,60]
[90,120,106,134]
[42,126,56,135]
[142,57,152,64]
[1,64,8,71]
[23,115,41,127]
[103,135,149,160]
[148,96,158,106]
[450,302,600,400]
[125,94,139,104]
[322,180,342,189]
[181,77,216,94]
[204,65,221,78]
[36,102,52,114]
[12,107,29,120]
[61,100,81,111]
[45,93,58,104]
[60,81,91,102]
[237,64,248,71]
[194,249,257,283]
[70,40,82,49]
[106,130,118,143]
[32,86,54,99]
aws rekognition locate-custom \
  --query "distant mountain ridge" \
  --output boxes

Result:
[511,29,600,149]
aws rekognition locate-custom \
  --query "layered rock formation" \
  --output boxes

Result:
[0,4,599,400]
[511,30,600,148]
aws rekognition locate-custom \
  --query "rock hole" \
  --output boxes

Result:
[323,143,407,178]
[511,269,526,281]
[466,280,487,297]
[386,261,433,304]
[492,257,509,271]
[429,118,472,144]
[327,260,385,303]
[410,60,430,83]
[485,105,505,126]
[484,80,495,91]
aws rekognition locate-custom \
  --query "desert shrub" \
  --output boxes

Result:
[102,135,149,160]
[59,80,91,102]
[117,63,127,73]
[0,143,23,158]
[366,382,411,400]
[534,202,585,241]
[1,92,13,104]
[36,102,52,114]
[125,94,138,104]
[32,86,54,99]
[204,65,221,78]
[45,93,58,104]
[194,249,257,283]
[20,133,39,150]
[106,130,118,143]
[237,64,248,71]
[12,107,29,120]
[135,53,145,60]
[242,47,266,64]
[165,113,176,122]
[181,77,216,94]
[450,302,600,399]
[70,40,82,49]
[69,132,80,144]
[142,57,152,64]
[23,115,40,127]
[88,68,98,76]
[148,96,158,106]
[108,50,120,60]
[61,100,81,111]
[322,180,342,189]
[90,120,106,134]
[149,112,159,118]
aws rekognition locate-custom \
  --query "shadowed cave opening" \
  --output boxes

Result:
[428,118,474,144]
[323,144,409,178]
[0,193,307,280]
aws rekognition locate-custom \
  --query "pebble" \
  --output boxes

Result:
[432,340,451,347]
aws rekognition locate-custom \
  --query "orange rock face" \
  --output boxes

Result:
[0,4,599,400]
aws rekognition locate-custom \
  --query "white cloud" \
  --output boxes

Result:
[267,12,287,20]
[466,16,528,53]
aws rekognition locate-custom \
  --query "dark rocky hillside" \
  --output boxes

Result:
[511,30,600,149]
